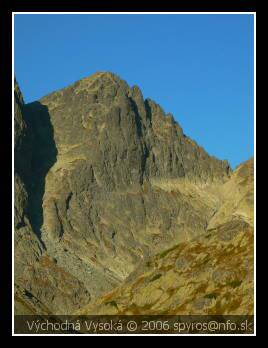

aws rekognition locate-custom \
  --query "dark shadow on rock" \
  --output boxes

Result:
[128,97,149,185]
[23,101,57,243]
[129,97,143,138]
[144,99,153,126]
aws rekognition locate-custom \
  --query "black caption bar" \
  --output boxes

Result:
[14,315,254,335]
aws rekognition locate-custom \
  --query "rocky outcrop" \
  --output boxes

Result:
[14,72,253,315]
[76,160,254,316]
[14,80,91,315]
[208,158,254,229]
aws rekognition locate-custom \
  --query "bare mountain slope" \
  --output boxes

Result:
[76,159,254,315]
[14,72,253,315]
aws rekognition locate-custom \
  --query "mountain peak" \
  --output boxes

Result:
[76,70,127,88]
[14,75,252,317]
[34,71,231,188]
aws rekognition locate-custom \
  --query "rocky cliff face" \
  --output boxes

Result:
[76,159,254,316]
[14,72,253,315]
[14,79,91,315]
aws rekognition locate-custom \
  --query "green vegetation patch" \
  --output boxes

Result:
[146,260,152,268]
[105,300,118,309]
[227,280,242,288]
[204,292,218,300]
[149,273,162,283]
[159,244,179,259]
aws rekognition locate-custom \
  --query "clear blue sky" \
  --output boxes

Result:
[14,14,254,169]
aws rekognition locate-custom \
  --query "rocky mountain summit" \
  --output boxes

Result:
[14,72,253,315]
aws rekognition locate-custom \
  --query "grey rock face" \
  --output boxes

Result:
[14,80,91,314]
[15,72,232,313]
